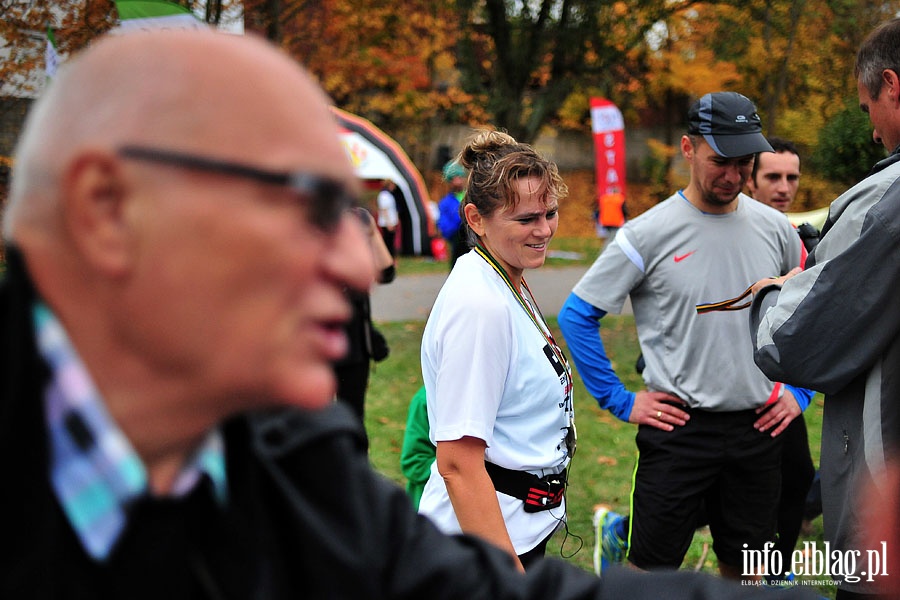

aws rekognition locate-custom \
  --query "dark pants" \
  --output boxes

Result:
[334,361,370,423]
[380,227,396,256]
[629,406,783,570]
[448,228,468,270]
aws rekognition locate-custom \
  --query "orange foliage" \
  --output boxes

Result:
[268,0,485,126]
[243,0,487,164]
[0,0,117,98]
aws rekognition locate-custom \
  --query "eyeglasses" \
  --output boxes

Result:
[118,145,358,232]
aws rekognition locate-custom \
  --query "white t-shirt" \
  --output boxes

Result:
[418,251,573,553]
[376,189,399,228]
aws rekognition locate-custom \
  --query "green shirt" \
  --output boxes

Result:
[399,386,434,510]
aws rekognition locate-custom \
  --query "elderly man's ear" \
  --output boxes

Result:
[62,151,135,277]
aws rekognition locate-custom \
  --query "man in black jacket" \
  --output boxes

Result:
[0,28,816,599]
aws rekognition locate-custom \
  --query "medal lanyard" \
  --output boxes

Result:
[695,276,780,314]
[695,284,754,314]
[473,244,572,385]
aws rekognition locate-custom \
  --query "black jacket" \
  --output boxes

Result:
[0,247,815,599]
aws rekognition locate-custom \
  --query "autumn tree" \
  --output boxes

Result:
[0,0,238,101]
[0,0,117,191]
[0,0,117,99]
[246,0,487,167]
[644,0,900,146]
[249,0,719,148]
[626,5,743,136]
[452,0,727,144]
[604,0,900,202]
[5,0,899,180]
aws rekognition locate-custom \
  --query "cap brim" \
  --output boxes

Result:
[703,133,774,158]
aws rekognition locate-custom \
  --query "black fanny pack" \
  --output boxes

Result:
[484,461,566,513]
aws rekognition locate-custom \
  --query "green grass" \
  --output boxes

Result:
[365,315,832,597]
[395,236,605,275]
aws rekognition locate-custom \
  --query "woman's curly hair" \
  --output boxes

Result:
[455,129,567,245]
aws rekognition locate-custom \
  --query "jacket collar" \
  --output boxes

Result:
[870,146,900,175]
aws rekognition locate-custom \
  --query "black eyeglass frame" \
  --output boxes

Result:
[117,145,358,232]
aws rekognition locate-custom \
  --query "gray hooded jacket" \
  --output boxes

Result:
[752,150,900,595]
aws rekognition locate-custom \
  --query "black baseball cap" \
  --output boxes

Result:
[687,92,774,158]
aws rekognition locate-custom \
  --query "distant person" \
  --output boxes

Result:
[334,206,395,423]
[377,179,399,255]
[437,160,468,269]
[747,137,801,214]
[419,130,575,572]
[747,136,820,264]
[751,17,900,598]
[559,92,801,581]
[597,187,626,244]
[746,137,817,579]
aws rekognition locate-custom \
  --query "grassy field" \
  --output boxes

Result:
[363,308,834,597]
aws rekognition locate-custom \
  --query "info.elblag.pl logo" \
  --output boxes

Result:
[742,541,890,584]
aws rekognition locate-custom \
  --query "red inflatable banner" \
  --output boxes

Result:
[590,97,627,229]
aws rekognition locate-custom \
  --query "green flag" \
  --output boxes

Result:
[113,0,205,32]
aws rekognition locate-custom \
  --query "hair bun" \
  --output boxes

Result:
[458,130,518,170]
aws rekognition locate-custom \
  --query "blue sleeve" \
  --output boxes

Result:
[784,384,815,412]
[557,293,635,422]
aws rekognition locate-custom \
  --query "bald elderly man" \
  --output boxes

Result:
[0,30,818,599]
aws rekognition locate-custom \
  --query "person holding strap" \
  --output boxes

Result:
[751,18,900,598]
[418,131,575,572]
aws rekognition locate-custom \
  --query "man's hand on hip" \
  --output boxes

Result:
[630,391,690,431]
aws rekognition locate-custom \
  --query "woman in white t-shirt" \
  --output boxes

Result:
[418,130,575,572]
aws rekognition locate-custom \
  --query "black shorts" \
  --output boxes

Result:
[627,405,783,570]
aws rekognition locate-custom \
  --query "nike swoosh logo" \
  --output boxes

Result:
[673,251,696,263]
